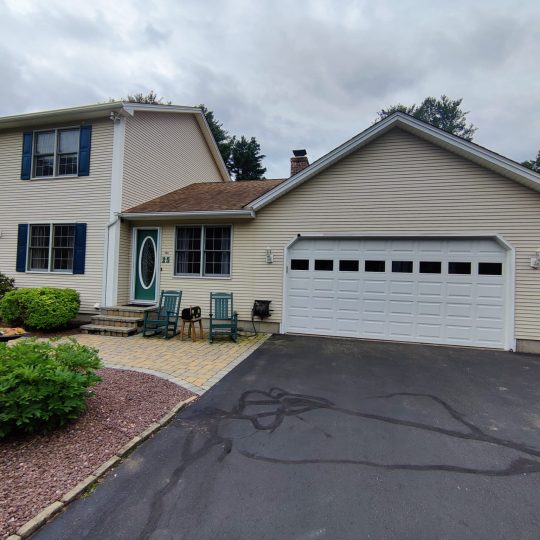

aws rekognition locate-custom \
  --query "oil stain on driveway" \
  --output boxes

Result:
[34,335,540,540]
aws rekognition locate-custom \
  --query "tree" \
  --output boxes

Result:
[377,95,477,141]
[522,150,540,173]
[229,136,266,180]
[198,104,234,169]
[124,90,171,105]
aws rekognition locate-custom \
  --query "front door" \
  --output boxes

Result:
[133,228,159,303]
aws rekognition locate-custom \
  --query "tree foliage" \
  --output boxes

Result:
[199,105,266,179]
[124,90,171,105]
[377,95,477,141]
[228,136,267,180]
[198,104,234,168]
[522,150,540,173]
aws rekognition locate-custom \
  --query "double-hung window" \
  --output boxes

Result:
[175,225,231,277]
[33,128,80,178]
[27,224,75,272]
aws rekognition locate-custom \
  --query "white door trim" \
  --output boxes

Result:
[281,232,516,351]
[130,226,161,304]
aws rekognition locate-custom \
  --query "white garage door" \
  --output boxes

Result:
[285,237,509,349]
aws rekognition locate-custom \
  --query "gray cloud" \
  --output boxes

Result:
[0,0,538,177]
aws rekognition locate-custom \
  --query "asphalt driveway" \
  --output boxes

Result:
[35,335,540,540]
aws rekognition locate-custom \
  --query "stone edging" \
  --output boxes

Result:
[9,395,198,540]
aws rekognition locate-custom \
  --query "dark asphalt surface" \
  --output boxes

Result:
[34,335,540,540]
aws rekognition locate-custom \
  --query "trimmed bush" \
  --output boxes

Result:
[0,288,80,330]
[0,272,15,299]
[0,338,102,438]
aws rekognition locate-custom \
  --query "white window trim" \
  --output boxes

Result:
[31,126,80,180]
[26,223,76,274]
[173,224,233,279]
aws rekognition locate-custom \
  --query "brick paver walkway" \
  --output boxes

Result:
[74,333,270,394]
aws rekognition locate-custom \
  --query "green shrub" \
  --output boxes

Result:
[0,288,80,330]
[0,338,102,438]
[0,272,15,299]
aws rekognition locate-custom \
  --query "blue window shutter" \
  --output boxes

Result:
[78,125,92,176]
[21,132,33,180]
[73,223,87,274]
[16,224,28,272]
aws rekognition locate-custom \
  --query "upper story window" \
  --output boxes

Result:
[33,128,80,178]
[175,225,232,277]
[21,125,92,180]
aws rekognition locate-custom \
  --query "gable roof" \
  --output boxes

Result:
[249,112,540,211]
[122,179,284,218]
[0,102,230,182]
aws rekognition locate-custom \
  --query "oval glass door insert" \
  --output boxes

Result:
[138,237,156,290]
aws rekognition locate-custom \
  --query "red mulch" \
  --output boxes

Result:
[0,368,195,539]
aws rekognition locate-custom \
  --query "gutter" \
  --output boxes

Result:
[119,209,256,220]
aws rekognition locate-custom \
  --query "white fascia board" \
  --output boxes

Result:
[120,103,202,115]
[250,112,540,211]
[0,102,124,130]
[120,209,255,220]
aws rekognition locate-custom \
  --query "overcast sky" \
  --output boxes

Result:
[1,0,539,177]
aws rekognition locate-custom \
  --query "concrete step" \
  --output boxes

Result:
[80,324,139,337]
[91,315,144,328]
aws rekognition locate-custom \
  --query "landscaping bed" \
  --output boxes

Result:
[0,368,195,539]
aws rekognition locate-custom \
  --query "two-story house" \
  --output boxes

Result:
[0,102,230,314]
[3,104,540,353]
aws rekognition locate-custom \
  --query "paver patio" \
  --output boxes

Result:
[73,332,270,394]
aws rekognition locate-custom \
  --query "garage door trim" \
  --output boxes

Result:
[281,232,516,350]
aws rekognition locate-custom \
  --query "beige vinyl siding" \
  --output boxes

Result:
[154,128,540,341]
[116,221,132,305]
[121,112,224,211]
[0,119,113,312]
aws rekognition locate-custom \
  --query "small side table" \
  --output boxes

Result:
[180,318,204,342]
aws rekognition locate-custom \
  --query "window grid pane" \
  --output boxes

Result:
[52,225,75,271]
[204,226,231,276]
[58,154,78,175]
[34,156,54,177]
[28,225,51,270]
[175,227,202,274]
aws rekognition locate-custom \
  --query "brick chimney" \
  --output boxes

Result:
[290,149,309,176]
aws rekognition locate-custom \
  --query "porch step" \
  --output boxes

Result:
[91,315,144,329]
[100,305,154,318]
[80,324,139,337]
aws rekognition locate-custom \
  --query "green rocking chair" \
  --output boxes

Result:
[209,292,238,343]
[142,290,182,339]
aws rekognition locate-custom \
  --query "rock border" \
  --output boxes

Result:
[10,395,198,540]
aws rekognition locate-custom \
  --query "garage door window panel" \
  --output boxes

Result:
[448,262,471,275]
[365,260,385,272]
[339,260,359,272]
[291,259,309,270]
[392,261,413,273]
[419,261,441,274]
[315,260,334,271]
[478,262,502,275]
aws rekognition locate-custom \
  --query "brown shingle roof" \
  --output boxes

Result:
[124,179,285,214]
